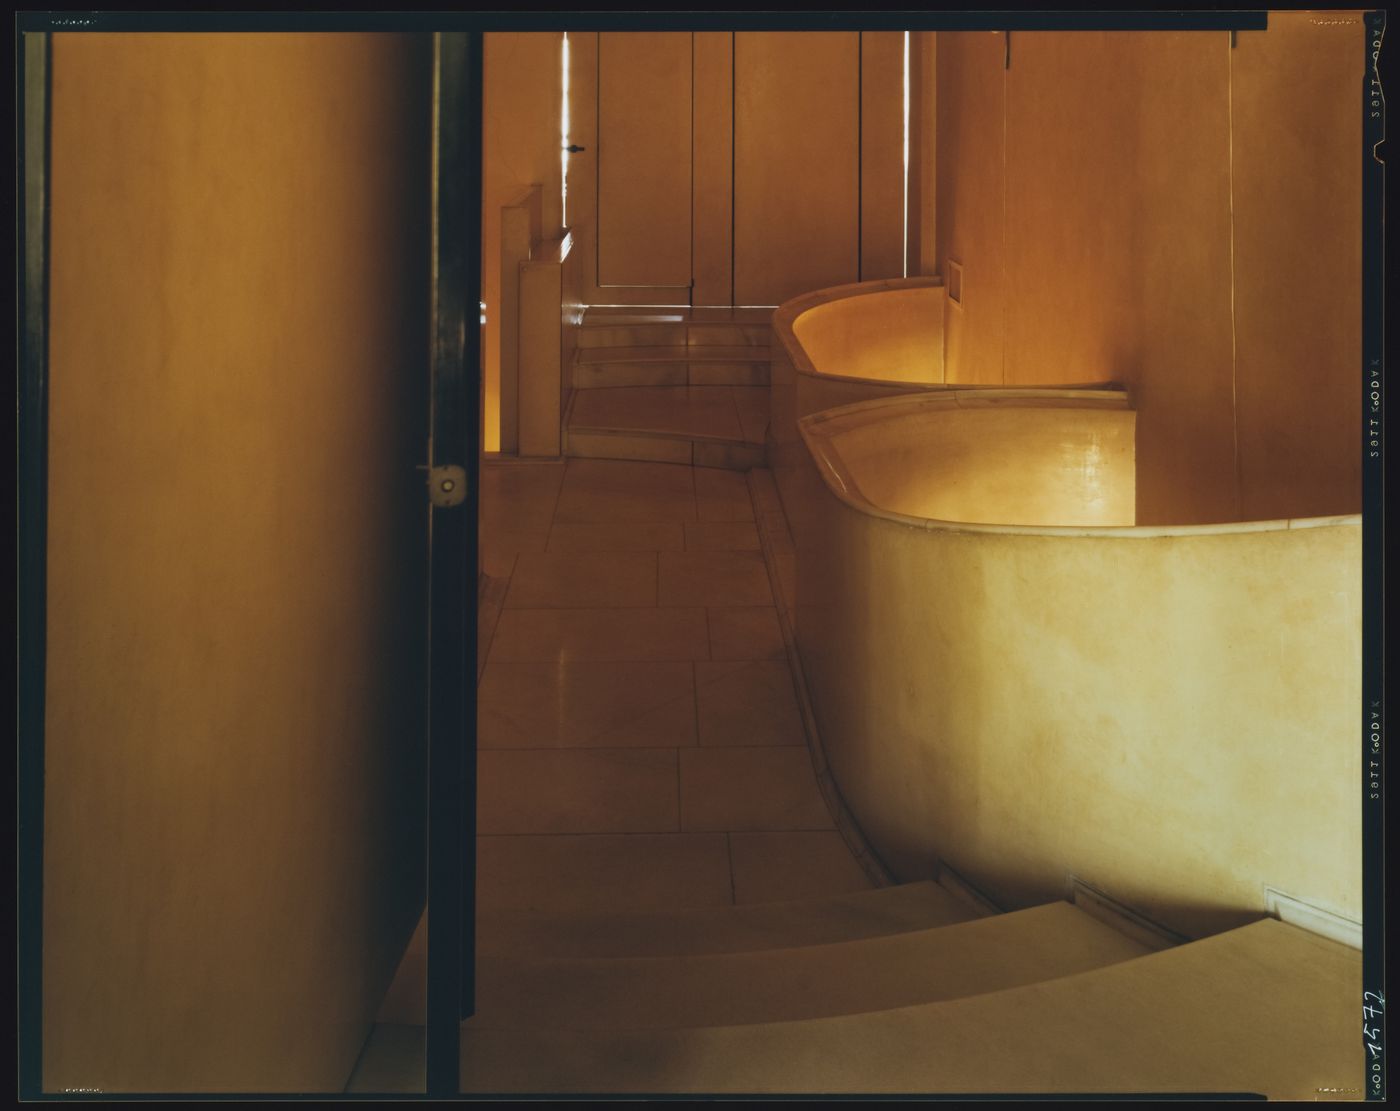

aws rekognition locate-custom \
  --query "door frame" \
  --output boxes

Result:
[426,29,483,1097]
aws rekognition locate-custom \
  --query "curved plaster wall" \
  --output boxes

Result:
[793,391,1361,940]
[770,277,1117,518]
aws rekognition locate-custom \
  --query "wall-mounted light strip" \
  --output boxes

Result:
[902,30,910,278]
[560,32,570,229]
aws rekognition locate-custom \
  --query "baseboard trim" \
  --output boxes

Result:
[1068,877,1188,951]
[1264,887,1362,950]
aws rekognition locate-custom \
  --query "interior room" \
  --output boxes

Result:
[21,12,1377,1100]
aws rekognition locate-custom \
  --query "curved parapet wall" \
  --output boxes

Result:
[770,277,1118,519]
[793,390,1361,941]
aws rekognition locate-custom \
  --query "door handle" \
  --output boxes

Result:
[564,144,586,154]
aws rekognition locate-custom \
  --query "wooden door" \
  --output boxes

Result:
[596,32,693,296]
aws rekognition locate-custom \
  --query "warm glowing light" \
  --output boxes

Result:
[561,33,571,229]
[902,31,910,278]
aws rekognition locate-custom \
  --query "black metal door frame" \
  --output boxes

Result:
[426,28,483,1097]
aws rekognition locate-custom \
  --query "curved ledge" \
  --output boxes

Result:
[800,391,1363,538]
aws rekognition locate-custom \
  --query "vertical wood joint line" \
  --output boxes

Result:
[1227,31,1242,518]
[730,31,736,307]
[1005,29,1012,70]
[690,31,696,306]
[1000,33,1008,385]
[858,32,864,283]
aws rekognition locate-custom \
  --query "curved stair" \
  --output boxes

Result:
[459,909,1361,1098]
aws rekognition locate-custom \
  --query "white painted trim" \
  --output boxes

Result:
[1265,888,1362,950]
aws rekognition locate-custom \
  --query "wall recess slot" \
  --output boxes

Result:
[946,258,964,305]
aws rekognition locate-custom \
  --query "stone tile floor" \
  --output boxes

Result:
[476,456,871,913]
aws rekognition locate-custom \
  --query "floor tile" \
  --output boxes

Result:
[505,551,657,609]
[695,466,755,521]
[658,551,773,607]
[679,747,833,832]
[684,522,761,551]
[476,833,734,912]
[695,660,805,747]
[490,607,710,662]
[570,386,743,441]
[547,522,686,553]
[728,832,874,905]
[479,660,696,749]
[553,458,698,523]
[707,606,787,660]
[480,749,679,835]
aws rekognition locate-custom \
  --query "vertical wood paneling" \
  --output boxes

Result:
[482,32,564,450]
[1130,32,1238,525]
[860,31,906,281]
[45,32,430,1091]
[935,32,1005,384]
[734,32,859,306]
[1231,11,1364,520]
[691,31,733,306]
[597,32,692,289]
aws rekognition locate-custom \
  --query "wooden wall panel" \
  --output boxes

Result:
[938,23,1359,526]
[1232,11,1364,520]
[45,32,430,1091]
[1130,32,1238,525]
[908,31,938,278]
[597,32,693,289]
[483,31,564,450]
[691,31,733,306]
[860,31,906,281]
[735,32,860,306]
[935,32,1006,384]
[1003,33,1142,387]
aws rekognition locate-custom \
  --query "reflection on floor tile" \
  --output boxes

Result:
[707,606,787,660]
[679,747,833,832]
[491,607,710,662]
[548,521,686,552]
[659,551,774,607]
[477,833,734,912]
[684,521,761,551]
[553,458,698,523]
[695,467,755,521]
[479,749,680,835]
[729,832,874,905]
[479,660,696,749]
[696,660,805,747]
[505,551,658,609]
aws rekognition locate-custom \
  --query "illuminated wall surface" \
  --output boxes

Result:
[481,31,565,452]
[794,394,1361,940]
[936,16,1363,524]
[44,33,431,1091]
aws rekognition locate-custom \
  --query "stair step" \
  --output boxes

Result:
[574,345,770,388]
[477,880,981,960]
[580,309,771,350]
[472,901,1151,1032]
[460,919,1362,1097]
[566,385,769,470]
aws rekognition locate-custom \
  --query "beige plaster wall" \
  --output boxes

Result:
[795,399,1361,939]
[935,19,1365,524]
[44,33,431,1091]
